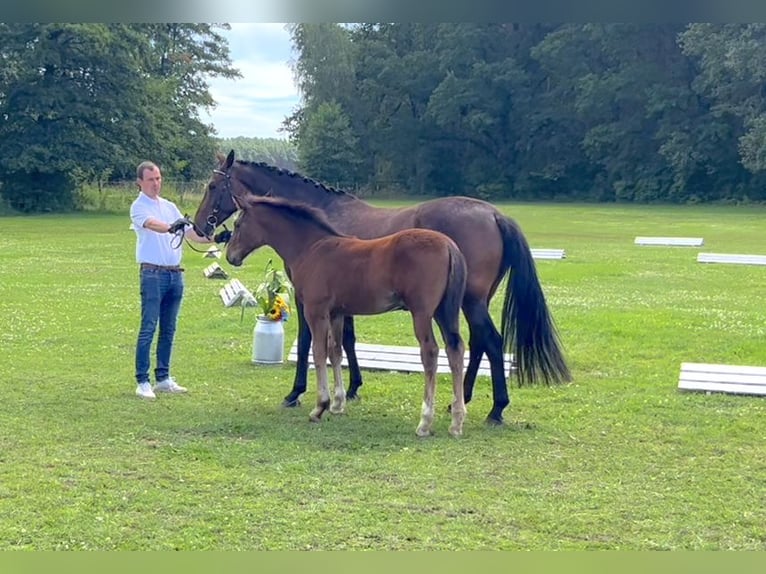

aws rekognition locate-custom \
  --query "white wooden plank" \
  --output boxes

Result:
[203,262,228,278]
[678,362,766,396]
[678,381,766,396]
[634,236,704,246]
[204,245,222,259]
[220,278,255,307]
[681,362,766,377]
[531,248,566,260]
[287,340,515,378]
[697,253,766,265]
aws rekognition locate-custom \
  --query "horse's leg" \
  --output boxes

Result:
[411,312,438,437]
[306,314,331,423]
[282,299,310,408]
[462,322,484,405]
[343,316,364,401]
[329,316,347,414]
[435,317,466,438]
[463,295,510,425]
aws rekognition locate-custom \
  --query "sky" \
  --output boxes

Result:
[200,23,301,140]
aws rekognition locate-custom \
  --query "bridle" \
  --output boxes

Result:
[205,167,234,237]
[170,167,235,252]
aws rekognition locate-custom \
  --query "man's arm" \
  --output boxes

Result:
[183,225,214,244]
[142,217,174,234]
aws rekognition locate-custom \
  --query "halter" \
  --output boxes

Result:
[206,167,234,235]
[168,167,234,253]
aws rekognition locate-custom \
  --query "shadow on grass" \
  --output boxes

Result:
[163,392,540,455]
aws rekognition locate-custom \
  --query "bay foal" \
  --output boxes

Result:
[226,195,468,437]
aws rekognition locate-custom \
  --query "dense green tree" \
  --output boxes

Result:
[0,23,238,212]
[134,24,240,181]
[298,101,362,188]
[287,22,766,203]
[679,24,766,200]
[217,136,299,171]
[0,24,151,211]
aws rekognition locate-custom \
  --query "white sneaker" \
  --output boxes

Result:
[154,377,188,394]
[136,382,156,399]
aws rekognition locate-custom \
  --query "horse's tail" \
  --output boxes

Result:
[495,214,571,386]
[436,240,468,350]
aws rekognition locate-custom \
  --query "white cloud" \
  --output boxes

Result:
[201,23,300,140]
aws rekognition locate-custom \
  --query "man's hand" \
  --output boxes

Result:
[168,217,191,234]
[214,229,232,244]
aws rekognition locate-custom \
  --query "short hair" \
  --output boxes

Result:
[136,161,160,181]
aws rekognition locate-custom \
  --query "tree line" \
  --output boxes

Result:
[0,23,240,212]
[287,23,766,203]
[3,23,766,213]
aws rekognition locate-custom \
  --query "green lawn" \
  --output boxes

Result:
[1,202,765,550]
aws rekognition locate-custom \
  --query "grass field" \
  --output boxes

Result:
[1,202,765,550]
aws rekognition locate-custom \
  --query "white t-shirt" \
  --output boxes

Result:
[130,192,184,266]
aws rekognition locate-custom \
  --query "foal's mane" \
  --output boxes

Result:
[245,196,347,237]
[236,160,354,198]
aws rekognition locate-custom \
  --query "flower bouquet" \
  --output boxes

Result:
[254,259,293,322]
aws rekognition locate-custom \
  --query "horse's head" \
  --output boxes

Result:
[193,149,242,238]
[225,195,268,267]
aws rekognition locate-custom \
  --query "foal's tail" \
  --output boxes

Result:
[435,240,468,350]
[495,214,571,386]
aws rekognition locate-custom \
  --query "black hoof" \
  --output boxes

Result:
[485,415,504,426]
[281,397,301,408]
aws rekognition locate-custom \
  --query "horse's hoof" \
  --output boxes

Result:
[485,415,504,427]
[282,398,301,408]
[309,413,322,423]
[416,428,434,437]
[346,393,361,402]
[329,407,346,415]
[449,428,463,438]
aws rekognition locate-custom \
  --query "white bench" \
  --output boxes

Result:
[203,262,229,279]
[678,363,766,396]
[697,253,766,266]
[203,245,221,259]
[635,236,704,247]
[288,340,515,378]
[531,248,566,260]
[219,279,256,307]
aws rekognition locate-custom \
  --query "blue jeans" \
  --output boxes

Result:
[135,269,184,384]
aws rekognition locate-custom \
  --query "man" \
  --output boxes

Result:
[130,161,230,399]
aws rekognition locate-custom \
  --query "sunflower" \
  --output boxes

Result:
[255,260,293,322]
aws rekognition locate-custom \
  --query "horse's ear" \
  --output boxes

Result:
[232,193,248,210]
[225,149,235,169]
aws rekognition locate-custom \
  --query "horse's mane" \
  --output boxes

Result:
[236,160,354,198]
[245,195,347,237]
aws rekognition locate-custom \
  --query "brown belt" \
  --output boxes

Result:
[140,263,184,272]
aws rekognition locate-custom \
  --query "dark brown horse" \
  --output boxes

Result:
[227,194,468,437]
[194,150,571,424]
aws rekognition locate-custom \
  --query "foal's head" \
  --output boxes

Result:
[226,195,343,267]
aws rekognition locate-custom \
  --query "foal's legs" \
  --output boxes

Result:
[305,313,331,422]
[283,300,310,408]
[435,317,466,437]
[411,312,439,437]
[328,316,347,414]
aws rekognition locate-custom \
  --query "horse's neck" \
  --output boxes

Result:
[247,169,409,235]
[255,172,365,213]
[259,213,334,269]
[325,202,408,237]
